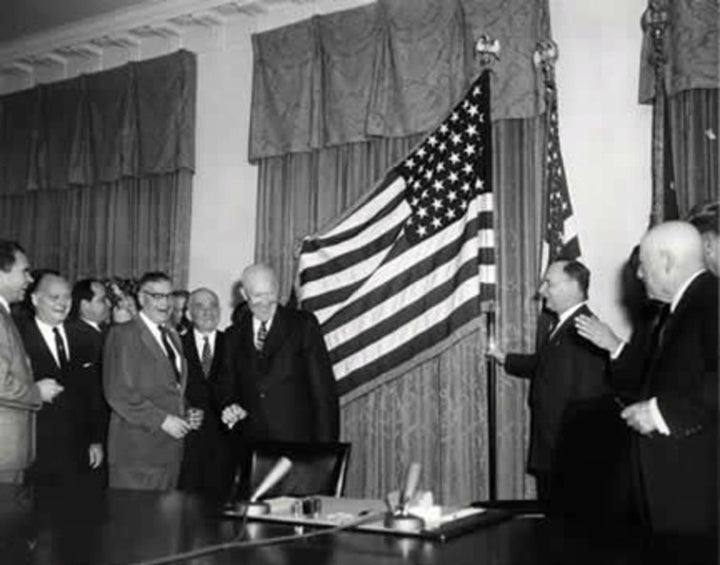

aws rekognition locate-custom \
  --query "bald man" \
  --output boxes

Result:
[20,273,104,488]
[217,264,339,445]
[622,221,717,538]
[178,288,234,500]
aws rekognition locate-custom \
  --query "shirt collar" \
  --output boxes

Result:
[81,317,102,332]
[670,270,705,313]
[555,301,586,329]
[253,316,273,333]
[0,296,9,314]
[35,316,64,333]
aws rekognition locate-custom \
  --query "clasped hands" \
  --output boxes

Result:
[221,403,248,429]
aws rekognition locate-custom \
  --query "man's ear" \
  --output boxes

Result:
[31,293,39,308]
[659,249,673,275]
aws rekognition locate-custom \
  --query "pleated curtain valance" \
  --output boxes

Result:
[248,0,550,161]
[0,49,196,194]
[638,0,719,104]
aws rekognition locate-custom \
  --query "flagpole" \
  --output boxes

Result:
[475,34,500,502]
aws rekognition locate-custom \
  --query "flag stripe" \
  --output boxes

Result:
[336,293,480,394]
[328,257,480,361]
[322,212,482,335]
[300,172,406,257]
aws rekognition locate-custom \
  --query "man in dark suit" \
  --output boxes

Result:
[218,264,339,443]
[0,241,63,484]
[68,278,112,487]
[178,287,234,500]
[488,260,608,499]
[21,273,104,488]
[621,221,717,540]
[103,272,190,491]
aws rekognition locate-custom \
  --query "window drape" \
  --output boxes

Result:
[639,0,718,211]
[249,0,550,160]
[251,0,550,502]
[0,50,196,285]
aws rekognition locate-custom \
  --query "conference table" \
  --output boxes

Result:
[0,485,679,564]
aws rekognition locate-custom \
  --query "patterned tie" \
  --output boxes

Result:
[53,327,69,369]
[256,321,268,351]
[159,326,180,382]
[201,336,212,377]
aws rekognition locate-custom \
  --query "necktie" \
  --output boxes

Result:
[651,305,671,352]
[53,327,69,369]
[159,326,180,382]
[201,336,212,377]
[256,321,267,351]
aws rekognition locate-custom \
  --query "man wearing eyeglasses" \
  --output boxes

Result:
[103,272,190,491]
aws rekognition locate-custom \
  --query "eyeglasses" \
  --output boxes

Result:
[141,290,172,301]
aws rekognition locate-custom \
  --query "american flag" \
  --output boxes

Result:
[296,71,495,396]
[541,78,580,267]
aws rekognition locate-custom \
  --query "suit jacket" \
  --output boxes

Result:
[67,318,108,445]
[179,330,234,498]
[217,306,339,443]
[633,271,718,534]
[20,320,101,476]
[0,306,41,472]
[103,318,187,470]
[505,304,609,473]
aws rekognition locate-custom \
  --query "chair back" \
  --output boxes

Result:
[236,441,351,500]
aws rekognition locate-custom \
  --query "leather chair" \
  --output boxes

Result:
[231,441,351,501]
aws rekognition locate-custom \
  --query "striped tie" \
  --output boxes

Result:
[256,321,267,351]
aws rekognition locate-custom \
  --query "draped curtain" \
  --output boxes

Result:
[0,50,196,285]
[251,0,550,503]
[638,0,719,211]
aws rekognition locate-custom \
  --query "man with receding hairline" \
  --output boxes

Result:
[103,272,190,491]
[488,259,609,500]
[178,287,234,499]
[0,241,63,483]
[20,272,104,488]
[217,264,339,443]
[621,221,718,539]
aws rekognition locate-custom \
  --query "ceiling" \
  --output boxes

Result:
[0,0,165,44]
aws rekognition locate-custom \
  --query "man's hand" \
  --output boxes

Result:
[221,404,247,429]
[161,414,192,439]
[37,378,64,403]
[185,407,204,430]
[88,443,104,469]
[575,314,622,353]
[621,401,659,435]
[486,343,506,365]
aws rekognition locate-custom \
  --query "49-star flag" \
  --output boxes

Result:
[296,71,495,396]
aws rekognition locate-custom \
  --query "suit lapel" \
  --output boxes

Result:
[137,319,186,387]
[26,320,64,375]
[260,307,286,361]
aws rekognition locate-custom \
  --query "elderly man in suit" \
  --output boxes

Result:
[218,264,339,443]
[178,288,234,500]
[21,273,104,488]
[103,272,190,491]
[622,222,718,539]
[0,241,63,484]
[488,260,608,499]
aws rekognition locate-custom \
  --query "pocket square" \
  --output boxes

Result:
[82,362,94,368]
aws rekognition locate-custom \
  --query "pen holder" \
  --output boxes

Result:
[383,511,425,532]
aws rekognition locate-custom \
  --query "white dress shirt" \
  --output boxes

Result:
[139,311,181,374]
[35,317,70,368]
